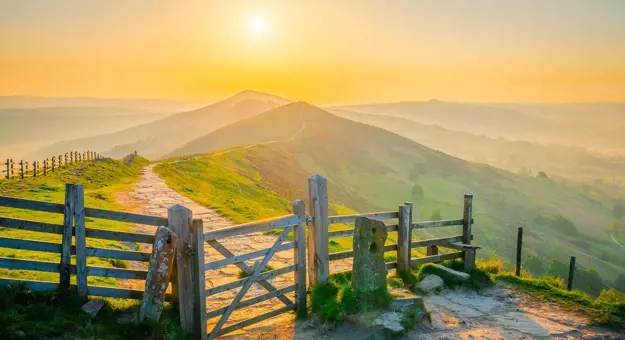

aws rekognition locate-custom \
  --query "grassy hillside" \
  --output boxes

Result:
[330,108,625,200]
[156,102,625,283]
[32,90,290,160]
[0,155,150,286]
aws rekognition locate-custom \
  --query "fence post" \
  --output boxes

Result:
[397,202,413,273]
[140,226,178,323]
[567,256,576,291]
[5,159,8,179]
[167,205,193,314]
[43,159,47,176]
[74,185,87,297]
[516,227,523,277]
[462,194,475,269]
[70,152,74,163]
[52,156,56,172]
[427,245,439,256]
[293,200,308,316]
[33,160,37,177]
[307,175,329,286]
[9,159,13,178]
[19,160,24,179]
[184,218,207,337]
[65,153,68,165]
[60,184,75,293]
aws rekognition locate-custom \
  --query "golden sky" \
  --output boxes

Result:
[1,0,624,104]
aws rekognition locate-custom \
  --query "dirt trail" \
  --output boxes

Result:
[610,233,625,250]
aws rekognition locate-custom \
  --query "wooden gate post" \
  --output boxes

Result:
[60,184,75,293]
[43,159,47,176]
[33,160,37,177]
[462,194,475,269]
[293,200,307,316]
[190,218,207,337]
[516,227,523,277]
[307,175,329,286]
[74,185,87,297]
[567,256,576,291]
[19,160,24,179]
[5,159,9,179]
[397,202,413,273]
[167,205,199,332]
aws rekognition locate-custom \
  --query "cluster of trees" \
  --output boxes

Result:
[532,214,579,235]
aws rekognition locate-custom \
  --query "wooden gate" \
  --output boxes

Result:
[200,200,307,339]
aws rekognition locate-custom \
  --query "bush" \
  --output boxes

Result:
[477,258,504,274]
[597,289,625,304]
[540,276,566,290]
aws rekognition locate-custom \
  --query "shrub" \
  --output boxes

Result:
[540,276,566,290]
[477,258,504,274]
[597,289,625,304]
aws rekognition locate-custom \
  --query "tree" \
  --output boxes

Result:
[536,171,549,179]
[551,214,578,235]
[613,204,625,220]
[547,258,568,279]
[429,208,442,221]
[525,256,545,276]
[575,268,604,297]
[613,273,625,293]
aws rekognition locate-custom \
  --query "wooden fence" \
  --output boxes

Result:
[1,151,101,180]
[0,174,477,339]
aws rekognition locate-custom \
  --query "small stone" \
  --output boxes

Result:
[372,312,404,334]
[416,274,444,294]
[14,330,25,337]
[81,299,106,318]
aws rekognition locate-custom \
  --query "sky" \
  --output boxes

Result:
[1,0,625,104]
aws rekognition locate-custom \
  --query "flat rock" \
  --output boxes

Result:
[416,274,444,294]
[372,312,404,333]
[82,299,106,318]
[433,264,471,282]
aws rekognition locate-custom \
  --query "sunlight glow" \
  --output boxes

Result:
[249,17,265,36]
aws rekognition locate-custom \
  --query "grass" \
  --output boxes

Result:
[310,271,393,325]
[237,264,274,279]
[0,284,187,340]
[0,156,150,285]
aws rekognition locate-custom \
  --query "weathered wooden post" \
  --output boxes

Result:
[567,256,576,291]
[516,227,523,277]
[33,161,37,177]
[60,184,75,293]
[58,155,62,167]
[5,159,9,179]
[397,202,413,273]
[70,152,74,163]
[307,175,329,286]
[43,159,48,176]
[462,194,475,270]
[51,156,56,172]
[427,244,439,256]
[74,185,87,297]
[189,218,206,337]
[140,226,178,322]
[64,153,68,165]
[168,204,200,334]
[9,159,13,178]
[19,160,24,179]
[293,200,307,316]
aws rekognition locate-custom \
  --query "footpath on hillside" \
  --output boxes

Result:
[117,164,623,339]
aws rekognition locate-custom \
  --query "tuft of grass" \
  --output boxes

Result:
[310,272,393,325]
[109,258,130,269]
[237,265,274,279]
[477,258,505,274]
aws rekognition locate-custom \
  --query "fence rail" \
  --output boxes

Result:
[0,184,166,300]
[1,150,101,180]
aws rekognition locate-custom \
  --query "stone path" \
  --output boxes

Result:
[131,163,299,336]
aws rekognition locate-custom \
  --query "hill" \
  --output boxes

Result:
[330,108,625,200]
[332,101,625,155]
[0,95,207,112]
[29,90,291,160]
[0,107,168,159]
[156,102,625,282]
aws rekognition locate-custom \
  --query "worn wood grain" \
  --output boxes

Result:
[205,265,297,296]
[74,185,87,297]
[167,204,192,312]
[410,252,464,266]
[203,214,303,241]
[328,211,399,224]
[308,174,329,286]
[214,304,296,337]
[397,202,412,273]
[60,184,75,293]
[85,207,167,227]
[293,200,307,315]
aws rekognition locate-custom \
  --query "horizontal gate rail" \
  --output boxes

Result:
[204,242,295,271]
[215,304,297,338]
[328,211,399,225]
[203,214,304,240]
[205,285,296,320]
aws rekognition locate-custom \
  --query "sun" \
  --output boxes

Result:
[249,17,265,36]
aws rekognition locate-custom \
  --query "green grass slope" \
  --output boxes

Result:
[156,102,624,283]
[0,155,150,286]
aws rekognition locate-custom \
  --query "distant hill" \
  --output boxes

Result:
[0,95,208,112]
[28,90,291,160]
[330,108,625,198]
[332,101,625,155]
[0,106,169,159]
[158,102,624,282]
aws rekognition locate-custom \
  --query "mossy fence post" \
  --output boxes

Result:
[516,227,523,277]
[397,201,413,273]
[307,174,329,287]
